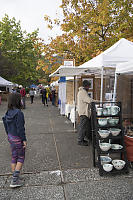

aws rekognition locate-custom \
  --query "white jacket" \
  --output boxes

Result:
[77,87,94,118]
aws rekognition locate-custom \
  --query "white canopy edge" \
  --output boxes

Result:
[79,38,133,70]
[49,65,97,77]
[0,76,14,86]
[116,60,133,75]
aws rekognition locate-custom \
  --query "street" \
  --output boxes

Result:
[0,98,133,200]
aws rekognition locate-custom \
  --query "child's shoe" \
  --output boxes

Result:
[10,178,23,188]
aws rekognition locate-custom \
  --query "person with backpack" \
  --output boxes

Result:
[2,93,27,188]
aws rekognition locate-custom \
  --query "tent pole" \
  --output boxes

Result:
[113,73,118,102]
[74,75,76,130]
[73,58,77,130]
[100,66,104,102]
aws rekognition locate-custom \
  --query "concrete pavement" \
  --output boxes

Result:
[0,98,133,200]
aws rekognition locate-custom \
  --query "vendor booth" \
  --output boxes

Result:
[0,76,13,101]
[50,38,133,129]
[79,38,133,102]
[50,66,90,127]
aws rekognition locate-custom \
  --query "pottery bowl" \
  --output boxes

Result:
[111,144,123,150]
[100,156,112,165]
[108,118,119,126]
[103,164,113,172]
[99,143,111,151]
[110,128,121,136]
[98,118,108,126]
[112,160,125,170]
[98,129,110,138]
[96,107,103,116]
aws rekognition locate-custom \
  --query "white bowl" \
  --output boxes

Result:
[110,128,121,136]
[98,118,108,126]
[103,164,113,172]
[96,107,103,116]
[98,129,110,138]
[99,143,111,151]
[112,160,126,170]
[111,144,123,150]
[108,118,119,126]
[100,156,112,165]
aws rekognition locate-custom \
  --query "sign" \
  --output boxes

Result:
[63,59,74,66]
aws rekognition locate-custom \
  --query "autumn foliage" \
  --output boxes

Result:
[42,0,133,83]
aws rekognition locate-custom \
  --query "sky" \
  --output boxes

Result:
[0,0,63,42]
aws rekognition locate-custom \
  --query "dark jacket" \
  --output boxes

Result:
[42,89,47,98]
[2,109,26,141]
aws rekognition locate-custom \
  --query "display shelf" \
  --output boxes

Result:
[91,101,129,176]
[97,125,121,129]
[97,135,122,140]
[96,114,120,118]
[97,148,126,154]
[99,163,129,176]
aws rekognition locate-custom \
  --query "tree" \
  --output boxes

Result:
[44,0,133,71]
[0,14,45,85]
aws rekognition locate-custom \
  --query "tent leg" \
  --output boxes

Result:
[74,76,76,130]
[100,66,104,102]
[113,73,118,102]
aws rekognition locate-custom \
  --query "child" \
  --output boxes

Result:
[2,93,27,188]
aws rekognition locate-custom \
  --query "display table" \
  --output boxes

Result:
[124,135,133,162]
[65,104,75,118]
[70,107,75,123]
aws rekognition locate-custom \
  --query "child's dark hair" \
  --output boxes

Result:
[8,93,22,110]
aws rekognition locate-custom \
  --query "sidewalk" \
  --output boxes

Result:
[0,99,133,200]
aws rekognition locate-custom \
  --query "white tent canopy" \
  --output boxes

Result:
[80,38,133,70]
[79,38,133,101]
[0,76,13,86]
[116,60,133,75]
[50,39,133,78]
[49,65,89,77]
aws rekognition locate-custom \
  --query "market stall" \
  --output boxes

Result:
[50,65,91,127]
[0,76,14,101]
[79,38,133,102]
[50,38,133,128]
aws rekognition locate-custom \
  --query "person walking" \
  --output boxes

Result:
[51,88,56,106]
[20,87,26,109]
[29,88,35,104]
[42,88,48,106]
[2,93,27,188]
[77,80,95,146]
[40,87,44,104]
